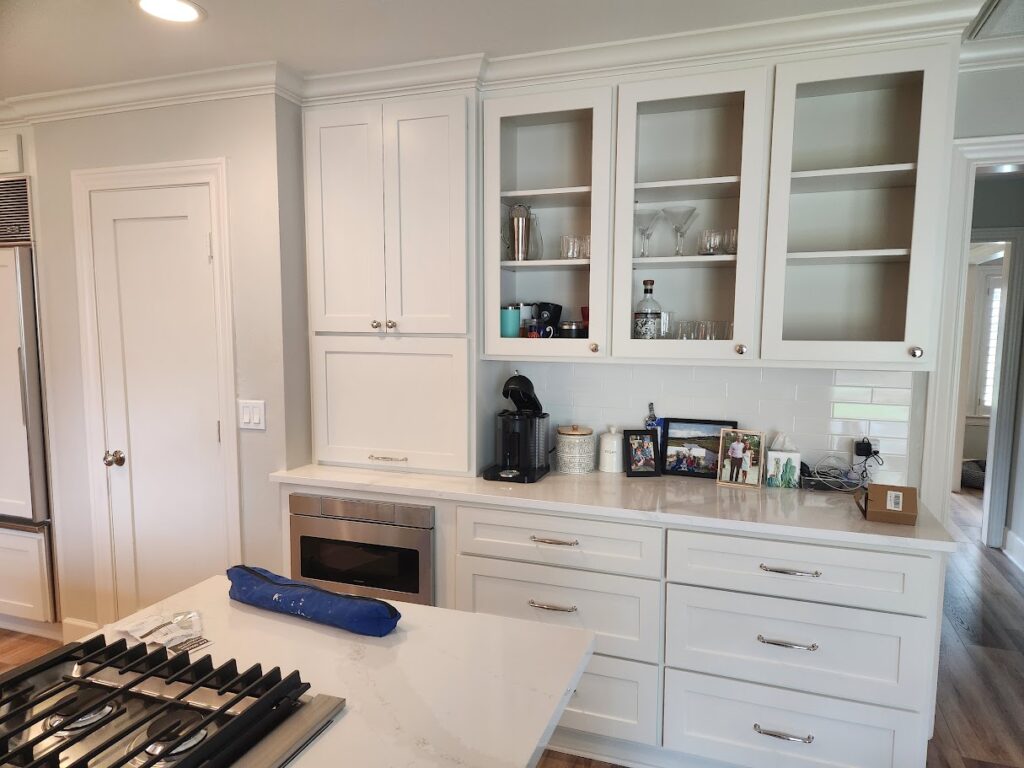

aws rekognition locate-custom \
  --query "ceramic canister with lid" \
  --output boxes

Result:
[555,424,595,474]
[598,426,623,473]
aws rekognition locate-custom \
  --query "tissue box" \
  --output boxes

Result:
[857,483,919,525]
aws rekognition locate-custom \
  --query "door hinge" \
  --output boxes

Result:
[217,420,221,443]
[208,232,213,263]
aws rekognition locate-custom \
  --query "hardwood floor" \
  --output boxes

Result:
[3,490,1023,768]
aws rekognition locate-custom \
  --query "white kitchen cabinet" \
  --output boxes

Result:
[612,67,771,360]
[304,94,467,335]
[761,44,956,365]
[0,527,53,622]
[311,335,469,471]
[0,248,34,520]
[483,87,613,358]
[560,655,659,746]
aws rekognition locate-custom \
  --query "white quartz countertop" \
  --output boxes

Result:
[271,465,956,553]
[101,576,594,767]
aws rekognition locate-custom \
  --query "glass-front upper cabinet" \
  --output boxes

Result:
[760,45,956,365]
[611,68,771,360]
[483,87,613,358]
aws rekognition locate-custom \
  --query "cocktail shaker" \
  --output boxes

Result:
[509,204,531,262]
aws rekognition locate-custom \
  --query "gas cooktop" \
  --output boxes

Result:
[0,634,344,768]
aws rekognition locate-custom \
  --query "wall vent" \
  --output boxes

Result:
[0,177,32,244]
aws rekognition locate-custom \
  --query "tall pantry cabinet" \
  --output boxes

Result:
[304,93,471,472]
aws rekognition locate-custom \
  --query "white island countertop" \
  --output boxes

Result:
[101,575,594,768]
[272,464,956,553]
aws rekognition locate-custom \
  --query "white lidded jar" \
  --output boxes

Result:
[598,426,623,473]
[555,424,595,474]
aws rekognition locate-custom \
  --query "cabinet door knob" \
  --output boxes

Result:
[370,320,382,329]
[386,319,397,329]
[735,344,748,355]
[103,450,126,467]
[909,346,923,358]
[589,343,599,353]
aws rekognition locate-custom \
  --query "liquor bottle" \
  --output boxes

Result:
[632,279,662,339]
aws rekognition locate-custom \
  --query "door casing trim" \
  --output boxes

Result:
[71,158,241,626]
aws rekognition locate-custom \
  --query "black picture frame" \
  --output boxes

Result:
[661,418,738,479]
[623,429,661,477]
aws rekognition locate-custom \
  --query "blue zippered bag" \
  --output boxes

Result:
[226,565,401,637]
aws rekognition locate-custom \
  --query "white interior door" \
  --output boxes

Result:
[0,248,33,519]
[89,184,231,616]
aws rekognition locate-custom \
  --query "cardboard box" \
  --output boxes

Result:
[856,483,919,525]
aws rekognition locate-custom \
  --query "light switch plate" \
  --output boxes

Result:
[238,399,266,431]
[0,134,23,174]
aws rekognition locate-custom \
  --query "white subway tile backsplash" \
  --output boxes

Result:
[835,370,913,387]
[492,362,916,484]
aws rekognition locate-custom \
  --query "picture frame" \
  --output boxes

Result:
[661,418,738,479]
[717,429,765,488]
[623,429,661,477]
[765,450,801,488]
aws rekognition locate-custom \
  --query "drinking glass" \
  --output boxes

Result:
[724,228,738,255]
[661,206,698,257]
[635,209,663,258]
[698,229,722,255]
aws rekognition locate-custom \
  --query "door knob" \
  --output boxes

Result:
[103,450,126,467]
[386,319,397,329]
[909,346,924,358]
[370,320,382,329]
[735,344,748,355]
[589,343,599,353]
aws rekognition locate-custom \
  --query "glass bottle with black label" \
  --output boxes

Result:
[633,279,661,340]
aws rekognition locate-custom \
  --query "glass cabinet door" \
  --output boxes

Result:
[611,68,771,360]
[760,45,955,365]
[483,88,613,358]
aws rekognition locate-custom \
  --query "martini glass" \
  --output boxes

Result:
[635,209,662,258]
[662,206,698,257]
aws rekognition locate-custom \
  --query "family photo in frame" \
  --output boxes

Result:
[624,429,660,477]
[661,418,737,479]
[717,429,764,487]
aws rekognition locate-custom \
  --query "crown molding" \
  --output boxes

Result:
[958,37,1024,72]
[303,54,486,105]
[0,62,302,126]
[481,0,982,87]
[0,1,987,125]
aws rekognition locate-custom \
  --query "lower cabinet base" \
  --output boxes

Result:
[549,728,732,768]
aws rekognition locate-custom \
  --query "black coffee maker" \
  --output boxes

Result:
[482,372,550,483]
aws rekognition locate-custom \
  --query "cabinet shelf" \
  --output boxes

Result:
[500,186,592,208]
[787,249,910,266]
[633,255,737,269]
[790,163,917,193]
[633,176,740,203]
[500,258,591,271]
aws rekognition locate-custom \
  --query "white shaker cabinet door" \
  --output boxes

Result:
[0,249,33,519]
[304,102,387,333]
[311,335,469,472]
[0,527,53,621]
[383,95,468,335]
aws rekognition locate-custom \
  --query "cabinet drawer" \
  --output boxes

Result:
[664,669,925,768]
[666,530,938,615]
[455,556,660,662]
[666,585,930,710]
[0,527,53,622]
[456,507,663,578]
[560,655,658,745]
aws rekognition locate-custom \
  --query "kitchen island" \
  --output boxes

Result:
[100,575,594,768]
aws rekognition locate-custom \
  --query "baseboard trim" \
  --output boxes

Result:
[1005,528,1024,574]
[61,617,101,642]
[0,614,62,641]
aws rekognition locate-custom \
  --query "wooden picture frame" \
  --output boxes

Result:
[623,429,661,477]
[661,418,738,479]
[717,428,765,488]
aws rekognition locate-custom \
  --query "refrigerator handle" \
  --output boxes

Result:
[17,346,28,426]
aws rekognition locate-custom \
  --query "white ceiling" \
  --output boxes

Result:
[0,0,948,100]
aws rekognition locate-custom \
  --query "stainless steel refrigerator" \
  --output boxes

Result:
[1,176,55,622]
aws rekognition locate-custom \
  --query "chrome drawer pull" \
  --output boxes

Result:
[753,723,814,744]
[530,535,580,547]
[759,563,822,578]
[528,599,578,613]
[757,634,819,652]
[368,454,409,462]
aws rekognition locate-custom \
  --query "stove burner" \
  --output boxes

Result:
[46,688,115,733]
[143,710,208,758]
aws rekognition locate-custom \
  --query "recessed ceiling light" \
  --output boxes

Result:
[137,0,206,23]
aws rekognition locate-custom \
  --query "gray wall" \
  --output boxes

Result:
[956,66,1024,139]
[33,94,308,624]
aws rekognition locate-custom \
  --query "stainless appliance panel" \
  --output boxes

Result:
[290,513,434,605]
